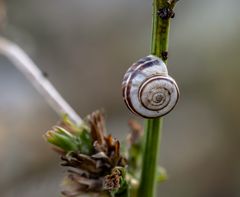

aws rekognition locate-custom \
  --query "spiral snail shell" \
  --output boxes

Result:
[122,55,179,118]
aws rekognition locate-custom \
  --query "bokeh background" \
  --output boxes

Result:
[0,0,240,196]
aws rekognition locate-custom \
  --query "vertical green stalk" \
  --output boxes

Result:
[138,119,162,197]
[138,0,176,197]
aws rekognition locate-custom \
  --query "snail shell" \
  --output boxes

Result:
[122,55,179,118]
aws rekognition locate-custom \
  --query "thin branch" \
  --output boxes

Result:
[0,37,83,125]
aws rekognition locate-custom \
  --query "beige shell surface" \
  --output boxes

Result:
[122,55,179,118]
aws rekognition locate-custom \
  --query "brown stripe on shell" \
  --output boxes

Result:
[122,57,159,117]
[129,56,153,71]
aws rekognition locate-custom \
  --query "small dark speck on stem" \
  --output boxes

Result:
[161,51,168,60]
[157,7,175,19]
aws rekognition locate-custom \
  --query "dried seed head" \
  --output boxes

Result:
[44,110,127,196]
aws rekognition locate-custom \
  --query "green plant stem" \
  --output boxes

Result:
[138,119,162,197]
[138,0,176,197]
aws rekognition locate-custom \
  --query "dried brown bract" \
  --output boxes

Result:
[59,110,127,196]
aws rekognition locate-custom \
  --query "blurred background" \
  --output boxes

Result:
[0,0,239,196]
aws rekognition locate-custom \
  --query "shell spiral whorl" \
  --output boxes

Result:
[122,55,179,118]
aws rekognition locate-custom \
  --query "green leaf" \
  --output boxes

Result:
[46,130,78,152]
[44,117,93,154]
[72,129,92,155]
